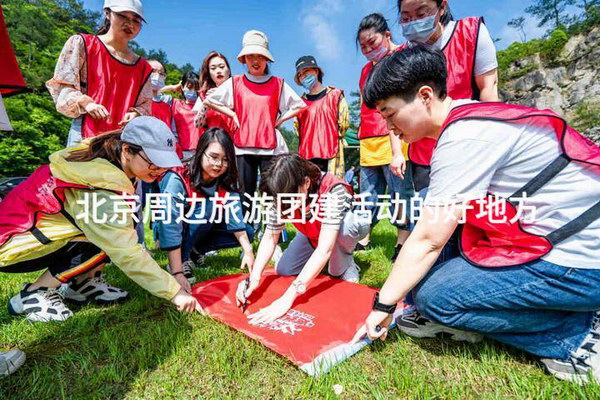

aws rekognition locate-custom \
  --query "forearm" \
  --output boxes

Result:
[167,248,183,273]
[205,100,236,118]
[389,131,403,158]
[234,231,253,253]
[249,230,280,281]
[278,107,304,125]
[476,70,499,102]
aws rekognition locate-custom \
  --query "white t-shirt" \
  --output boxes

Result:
[432,20,498,77]
[426,100,600,269]
[206,73,305,156]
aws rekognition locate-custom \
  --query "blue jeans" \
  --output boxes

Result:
[413,257,600,360]
[183,222,254,261]
[359,162,414,230]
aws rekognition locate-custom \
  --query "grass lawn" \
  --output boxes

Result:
[1,220,599,399]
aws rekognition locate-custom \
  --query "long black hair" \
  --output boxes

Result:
[181,71,200,92]
[397,0,454,26]
[356,13,392,47]
[96,9,111,35]
[189,127,239,193]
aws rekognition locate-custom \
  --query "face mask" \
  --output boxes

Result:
[301,74,317,91]
[150,73,165,91]
[364,44,389,62]
[183,89,198,102]
[401,13,438,43]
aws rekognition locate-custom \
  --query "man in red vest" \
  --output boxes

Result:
[353,44,600,384]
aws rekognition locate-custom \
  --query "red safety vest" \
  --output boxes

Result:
[80,34,152,139]
[297,88,343,160]
[408,17,484,169]
[151,98,172,128]
[435,103,600,268]
[198,91,237,138]
[358,47,403,140]
[232,75,283,149]
[292,174,353,247]
[168,166,228,201]
[172,98,200,152]
[0,165,92,247]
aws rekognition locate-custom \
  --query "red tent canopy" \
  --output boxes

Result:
[0,4,28,97]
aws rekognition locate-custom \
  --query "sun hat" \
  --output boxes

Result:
[237,30,275,63]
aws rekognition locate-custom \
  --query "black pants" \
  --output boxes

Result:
[1,241,108,283]
[309,158,329,173]
[236,154,275,213]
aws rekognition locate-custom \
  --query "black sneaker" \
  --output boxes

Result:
[62,272,128,305]
[181,261,197,284]
[541,312,600,384]
[391,244,402,263]
[396,310,483,343]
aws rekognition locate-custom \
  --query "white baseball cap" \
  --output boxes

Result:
[237,30,275,63]
[120,116,182,168]
[104,0,146,22]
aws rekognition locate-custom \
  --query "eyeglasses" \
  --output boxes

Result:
[113,11,143,27]
[137,151,163,171]
[203,152,229,166]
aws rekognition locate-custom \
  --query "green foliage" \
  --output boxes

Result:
[571,101,600,131]
[540,28,569,60]
[279,126,298,152]
[525,0,574,30]
[0,0,190,176]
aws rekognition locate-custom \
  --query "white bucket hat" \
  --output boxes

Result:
[104,0,146,23]
[237,30,275,63]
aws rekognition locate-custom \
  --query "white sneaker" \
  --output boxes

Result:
[8,284,73,322]
[542,312,600,385]
[339,261,360,283]
[396,310,483,343]
[62,272,128,305]
[0,350,26,377]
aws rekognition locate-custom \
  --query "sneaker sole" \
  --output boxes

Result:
[398,325,483,343]
[8,296,23,316]
[0,351,26,377]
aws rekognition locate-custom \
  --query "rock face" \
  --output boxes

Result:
[584,126,600,145]
[501,27,600,125]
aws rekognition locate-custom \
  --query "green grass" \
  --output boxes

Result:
[1,221,599,399]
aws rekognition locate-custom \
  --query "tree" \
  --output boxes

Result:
[525,0,574,30]
[508,16,527,42]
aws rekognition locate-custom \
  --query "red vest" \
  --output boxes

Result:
[172,99,200,151]
[297,88,343,160]
[358,47,403,140]
[0,165,90,247]
[408,17,484,167]
[151,98,172,128]
[168,166,228,201]
[437,103,600,268]
[80,34,152,138]
[232,75,283,149]
[0,4,28,97]
[199,91,237,138]
[292,174,353,247]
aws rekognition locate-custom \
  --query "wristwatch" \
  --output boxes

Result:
[291,280,306,295]
[372,292,397,314]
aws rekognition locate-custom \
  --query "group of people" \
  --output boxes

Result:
[1,0,599,386]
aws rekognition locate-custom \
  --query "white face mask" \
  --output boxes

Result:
[150,72,165,91]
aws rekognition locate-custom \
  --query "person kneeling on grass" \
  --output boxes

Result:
[153,127,255,291]
[236,154,370,325]
[353,44,600,384]
[0,117,202,322]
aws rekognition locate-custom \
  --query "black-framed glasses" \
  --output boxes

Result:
[203,152,229,167]
[137,151,163,171]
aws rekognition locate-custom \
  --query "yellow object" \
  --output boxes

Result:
[0,142,180,301]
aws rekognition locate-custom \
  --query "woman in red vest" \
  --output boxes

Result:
[396,0,499,192]
[204,30,306,207]
[356,14,414,261]
[354,45,600,383]
[148,59,173,128]
[46,0,152,145]
[192,51,236,137]
[234,154,371,325]
[293,55,350,179]
[171,71,201,161]
[154,128,255,292]
[0,117,202,323]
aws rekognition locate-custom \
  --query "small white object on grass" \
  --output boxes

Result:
[333,384,344,395]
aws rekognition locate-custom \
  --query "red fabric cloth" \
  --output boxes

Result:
[151,99,172,128]
[192,271,380,374]
[0,4,27,96]
[232,75,283,149]
[80,34,152,138]
[171,99,200,151]
[297,88,343,160]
